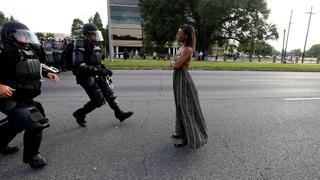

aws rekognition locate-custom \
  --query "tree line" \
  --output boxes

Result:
[139,0,279,59]
[1,8,320,58]
[0,11,17,25]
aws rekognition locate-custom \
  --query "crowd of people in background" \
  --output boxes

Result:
[40,37,73,72]
[37,38,237,68]
[122,49,146,60]
[37,36,224,67]
[122,49,220,61]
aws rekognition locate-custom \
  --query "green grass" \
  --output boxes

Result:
[103,59,320,72]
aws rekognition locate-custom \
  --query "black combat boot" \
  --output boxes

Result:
[107,98,133,122]
[73,101,97,127]
[23,131,46,169]
[0,145,19,155]
[23,153,47,169]
[73,109,87,127]
[115,111,134,122]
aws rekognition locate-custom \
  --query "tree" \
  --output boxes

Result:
[255,41,274,57]
[139,0,190,53]
[238,41,274,57]
[306,44,320,58]
[46,32,54,38]
[102,26,109,50]
[221,0,279,61]
[71,18,84,36]
[139,0,278,54]
[8,15,17,22]
[0,11,17,25]
[89,12,103,30]
[0,11,6,25]
[35,32,45,39]
[290,49,302,57]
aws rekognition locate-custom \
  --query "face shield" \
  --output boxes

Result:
[13,29,40,45]
[87,30,104,42]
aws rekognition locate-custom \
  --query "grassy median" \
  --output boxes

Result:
[103,60,320,72]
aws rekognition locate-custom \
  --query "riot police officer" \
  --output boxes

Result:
[0,22,60,169]
[72,23,133,127]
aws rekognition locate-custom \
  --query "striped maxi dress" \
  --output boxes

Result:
[173,51,208,149]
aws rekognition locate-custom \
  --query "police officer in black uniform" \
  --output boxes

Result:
[0,22,60,169]
[72,23,133,127]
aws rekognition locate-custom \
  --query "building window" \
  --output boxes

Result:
[110,0,139,5]
[110,6,141,27]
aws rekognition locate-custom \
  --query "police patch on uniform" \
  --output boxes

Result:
[78,47,85,51]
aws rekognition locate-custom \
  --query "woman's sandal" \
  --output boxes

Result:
[174,139,187,147]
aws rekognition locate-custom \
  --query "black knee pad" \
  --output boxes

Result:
[28,107,50,130]
[10,107,50,132]
[33,101,46,117]
[81,78,106,108]
[90,89,106,108]
[106,94,117,102]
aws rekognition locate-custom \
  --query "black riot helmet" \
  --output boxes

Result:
[0,21,40,47]
[82,23,104,42]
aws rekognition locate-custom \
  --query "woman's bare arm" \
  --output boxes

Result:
[172,47,193,69]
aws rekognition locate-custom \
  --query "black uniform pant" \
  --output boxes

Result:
[76,76,122,117]
[0,100,45,161]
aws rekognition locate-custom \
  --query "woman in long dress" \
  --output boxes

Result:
[171,25,208,149]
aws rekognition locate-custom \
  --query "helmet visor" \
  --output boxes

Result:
[13,30,40,45]
[87,30,104,42]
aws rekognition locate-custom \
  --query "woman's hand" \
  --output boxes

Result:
[0,84,15,99]
[47,73,60,83]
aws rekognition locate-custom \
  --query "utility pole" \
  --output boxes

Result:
[107,0,114,62]
[302,6,316,63]
[284,10,293,60]
[281,29,286,62]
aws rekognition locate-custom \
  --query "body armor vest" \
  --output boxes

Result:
[87,45,103,65]
[14,48,41,90]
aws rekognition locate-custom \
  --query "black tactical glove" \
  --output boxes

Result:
[98,66,113,77]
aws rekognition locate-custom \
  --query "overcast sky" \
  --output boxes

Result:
[1,0,319,51]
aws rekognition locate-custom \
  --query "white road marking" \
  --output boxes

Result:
[283,97,320,101]
[240,79,294,82]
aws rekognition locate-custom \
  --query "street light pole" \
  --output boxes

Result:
[281,29,286,62]
[284,10,293,60]
[107,0,114,62]
[302,6,315,63]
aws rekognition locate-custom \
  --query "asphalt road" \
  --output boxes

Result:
[1,70,320,180]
